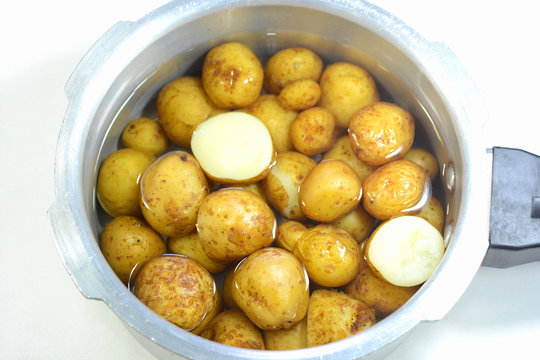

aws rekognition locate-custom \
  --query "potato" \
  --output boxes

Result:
[97,148,155,217]
[190,286,223,335]
[242,94,297,152]
[263,47,323,94]
[140,151,209,237]
[343,240,418,318]
[100,216,166,284]
[200,309,265,349]
[156,76,224,148]
[235,182,267,201]
[197,188,276,262]
[202,42,263,109]
[222,267,238,310]
[403,147,439,182]
[262,151,316,220]
[349,102,415,166]
[167,232,229,274]
[133,255,218,331]
[293,224,360,287]
[318,62,379,128]
[366,216,445,287]
[290,107,336,156]
[191,112,276,184]
[121,117,169,156]
[278,78,321,110]
[322,135,377,183]
[331,205,375,243]
[415,195,445,234]
[232,247,309,330]
[298,159,362,222]
[362,159,430,220]
[307,289,375,347]
[276,220,307,252]
[263,316,307,350]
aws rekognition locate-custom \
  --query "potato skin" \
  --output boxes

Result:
[362,159,429,220]
[331,206,375,243]
[97,148,156,217]
[197,188,276,262]
[100,216,166,284]
[121,117,169,156]
[232,247,309,330]
[290,107,336,156]
[167,232,229,274]
[276,220,307,252]
[343,241,418,318]
[242,94,297,152]
[156,76,224,147]
[200,309,265,349]
[133,255,217,331]
[202,42,263,109]
[415,195,445,234]
[263,316,307,350]
[322,135,377,183]
[264,47,323,94]
[307,289,375,347]
[299,159,362,222]
[140,151,209,237]
[293,224,360,287]
[318,62,379,128]
[403,147,439,182]
[262,151,316,220]
[349,101,415,166]
[278,78,321,110]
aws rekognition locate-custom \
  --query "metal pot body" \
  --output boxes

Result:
[48,1,490,359]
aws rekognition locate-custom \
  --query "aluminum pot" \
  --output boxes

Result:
[48,0,492,359]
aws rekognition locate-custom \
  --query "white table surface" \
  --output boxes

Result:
[2,1,539,359]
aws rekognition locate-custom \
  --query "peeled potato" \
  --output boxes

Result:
[299,159,362,222]
[133,255,218,331]
[362,159,430,220]
[190,112,276,184]
[200,309,265,349]
[232,247,310,330]
[365,216,445,287]
[263,316,307,350]
[121,117,169,156]
[349,101,415,166]
[403,147,439,182]
[307,289,375,347]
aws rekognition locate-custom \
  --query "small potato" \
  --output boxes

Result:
[318,62,379,128]
[262,151,317,220]
[222,267,238,310]
[197,188,276,262]
[100,216,166,284]
[263,316,307,350]
[242,94,297,152]
[191,112,276,184]
[278,78,321,110]
[121,117,169,156]
[415,196,445,234]
[362,159,429,220]
[290,107,336,156]
[322,135,377,183]
[293,224,360,287]
[200,309,265,349]
[97,148,156,217]
[235,182,267,201]
[331,206,375,243]
[343,241,418,318]
[403,147,439,182]
[156,76,224,148]
[190,287,223,335]
[349,102,415,166]
[167,232,229,274]
[140,151,209,237]
[202,42,263,109]
[232,247,309,330]
[133,255,218,331]
[365,216,444,287]
[263,47,323,94]
[299,159,362,222]
[307,289,375,347]
[276,220,307,252]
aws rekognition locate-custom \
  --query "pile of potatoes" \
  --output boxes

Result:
[96,41,446,350]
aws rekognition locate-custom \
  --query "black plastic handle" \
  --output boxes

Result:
[483,147,540,268]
